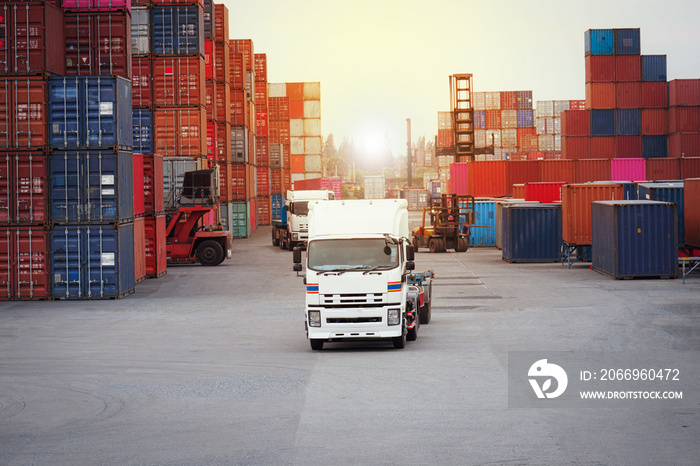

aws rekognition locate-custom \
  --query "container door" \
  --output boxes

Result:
[50,226,84,298]
[48,77,81,149]
[15,228,49,299]
[49,153,82,223]
[15,153,48,224]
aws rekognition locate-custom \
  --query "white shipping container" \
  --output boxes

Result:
[305,155,322,173]
[502,128,517,148]
[538,134,555,151]
[268,83,287,98]
[554,134,562,151]
[502,110,518,128]
[535,117,546,135]
[438,111,453,129]
[485,129,502,147]
[291,173,305,185]
[305,136,322,155]
[131,7,151,55]
[536,100,554,118]
[291,137,304,155]
[305,172,322,180]
[304,100,321,119]
[553,100,570,116]
[303,82,321,100]
[290,119,304,137]
[438,155,455,168]
[473,92,486,111]
[303,118,321,137]
[364,175,385,199]
[485,92,501,110]
[475,129,486,148]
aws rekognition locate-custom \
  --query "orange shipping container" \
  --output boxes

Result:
[153,56,205,107]
[289,100,303,119]
[214,41,230,83]
[468,161,507,197]
[645,158,680,181]
[134,216,146,284]
[144,214,167,278]
[590,136,615,158]
[214,4,229,43]
[286,83,304,101]
[229,89,250,127]
[562,137,591,160]
[505,160,540,196]
[205,79,215,120]
[229,52,247,90]
[641,109,668,135]
[217,163,232,203]
[154,107,206,157]
[230,39,254,69]
[291,155,305,173]
[215,81,230,123]
[562,183,626,245]
[512,184,525,199]
[585,82,615,109]
[540,160,575,183]
[575,159,610,183]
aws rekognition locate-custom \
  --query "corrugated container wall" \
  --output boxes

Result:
[562,183,625,245]
[684,178,700,248]
[637,182,685,245]
[502,204,562,263]
[0,227,50,300]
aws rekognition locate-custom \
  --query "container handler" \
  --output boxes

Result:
[166,169,232,266]
[412,194,474,253]
[292,198,433,350]
[272,189,335,250]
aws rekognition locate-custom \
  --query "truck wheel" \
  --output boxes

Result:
[392,332,406,349]
[279,236,287,250]
[310,339,324,350]
[196,240,224,266]
[437,238,446,253]
[272,228,279,247]
[419,293,432,324]
[428,238,440,253]
[457,236,468,252]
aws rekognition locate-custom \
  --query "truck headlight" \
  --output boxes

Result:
[308,311,321,327]
[388,309,400,326]
[292,233,299,241]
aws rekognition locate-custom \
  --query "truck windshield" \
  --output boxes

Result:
[292,201,309,216]
[307,239,400,271]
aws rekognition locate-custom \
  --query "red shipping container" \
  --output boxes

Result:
[269,120,291,145]
[505,160,540,196]
[615,136,642,158]
[585,83,615,109]
[681,158,700,178]
[569,100,587,111]
[133,153,145,217]
[524,182,565,203]
[669,133,700,158]
[204,39,215,80]
[256,195,271,226]
[205,79,215,120]
[215,42,230,84]
[143,154,164,214]
[269,96,290,121]
[256,166,270,196]
[61,0,132,13]
[561,136,590,160]
[214,4,229,43]
[64,11,131,78]
[615,55,641,82]
[256,111,269,137]
[132,57,153,107]
[270,168,282,194]
[516,127,536,147]
[685,178,700,248]
[641,82,668,108]
[500,91,517,110]
[0,227,50,300]
[646,158,680,181]
[217,163,232,203]
[134,216,146,284]
[230,89,250,127]
[590,136,616,158]
[540,160,575,183]
[575,159,611,183]
[206,122,217,160]
[437,129,454,148]
[615,82,642,109]
[215,81,230,124]
[561,110,590,136]
[0,2,65,75]
[0,151,49,224]
[668,107,700,133]
[215,121,231,163]
[254,53,267,83]
[469,161,507,197]
[485,110,502,130]
[449,163,468,195]
[154,107,206,157]
[153,56,205,107]
[562,183,626,245]
[585,55,615,83]
[144,214,167,278]
[0,77,48,149]
[151,0,203,6]
[231,164,248,201]
[641,109,668,135]
[229,52,247,90]
[669,79,700,107]
[256,136,269,165]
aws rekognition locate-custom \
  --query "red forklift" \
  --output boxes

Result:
[166,169,232,266]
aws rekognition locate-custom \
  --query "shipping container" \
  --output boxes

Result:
[561,136,590,160]
[641,82,668,108]
[256,195,270,226]
[162,156,202,211]
[152,56,205,107]
[585,29,614,56]
[468,161,507,197]
[575,159,611,183]
[638,182,684,245]
[525,182,565,203]
[641,135,668,159]
[62,0,132,13]
[470,201,496,247]
[502,203,562,263]
[646,158,680,181]
[0,77,48,149]
[590,109,615,136]
[562,183,625,245]
[0,152,49,224]
[615,109,641,136]
[591,200,677,279]
[230,126,248,163]
[48,76,133,150]
[143,153,164,214]
[144,214,167,278]
[64,11,132,78]
[152,5,204,55]
[134,216,146,284]
[228,201,251,238]
[669,79,700,107]
[641,55,667,82]
[49,150,134,224]
[641,109,668,135]
[614,28,640,55]
[131,6,151,56]
[131,57,153,107]
[50,222,135,298]
[669,133,700,158]
[590,136,615,158]
[668,107,700,133]
[132,153,145,218]
[133,108,153,154]
[0,227,50,300]
[494,199,537,249]
[561,110,590,136]
[517,91,533,109]
[611,158,646,181]
[540,160,575,183]
[403,188,428,212]
[586,83,615,109]
[153,107,206,157]
[0,2,65,75]
[615,135,642,158]
[585,55,615,83]
[615,82,642,109]
[364,174,385,199]
[681,157,700,178]
[684,178,700,248]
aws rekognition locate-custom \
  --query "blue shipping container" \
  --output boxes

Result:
[517,109,534,128]
[133,108,153,154]
[516,91,533,110]
[271,194,285,223]
[152,6,204,55]
[637,182,684,245]
[585,29,614,56]
[641,55,667,82]
[641,135,668,159]
[591,200,677,279]
[49,151,134,224]
[203,0,214,40]
[616,109,641,136]
[614,28,641,55]
[474,111,486,129]
[502,204,562,263]
[590,109,615,136]
[50,222,135,299]
[48,76,133,150]
[470,201,496,247]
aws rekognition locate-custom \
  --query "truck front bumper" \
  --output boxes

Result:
[307,307,403,340]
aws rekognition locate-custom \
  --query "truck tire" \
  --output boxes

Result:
[428,237,440,253]
[310,339,324,350]
[456,236,468,252]
[392,332,406,349]
[419,284,432,324]
[196,240,224,266]
[272,228,279,247]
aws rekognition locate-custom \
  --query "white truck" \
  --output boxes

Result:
[272,189,335,250]
[292,198,433,350]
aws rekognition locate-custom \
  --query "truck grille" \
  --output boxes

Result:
[321,293,385,306]
[327,317,382,323]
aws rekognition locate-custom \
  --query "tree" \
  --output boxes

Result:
[323,134,343,177]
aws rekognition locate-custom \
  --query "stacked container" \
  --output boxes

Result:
[268,85,291,207]
[254,53,270,225]
[668,79,700,157]
[533,99,586,159]
[0,0,67,300]
[472,90,536,160]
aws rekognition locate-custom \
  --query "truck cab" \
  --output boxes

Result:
[273,189,334,250]
[293,199,425,350]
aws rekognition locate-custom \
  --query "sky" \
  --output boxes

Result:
[223,0,700,162]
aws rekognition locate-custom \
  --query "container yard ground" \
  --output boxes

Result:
[0,219,698,465]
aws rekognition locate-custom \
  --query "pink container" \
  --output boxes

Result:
[61,0,132,13]
[449,163,469,195]
[610,158,646,181]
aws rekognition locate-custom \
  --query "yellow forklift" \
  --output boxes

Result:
[412,194,474,253]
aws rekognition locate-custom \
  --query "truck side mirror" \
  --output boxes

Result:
[406,261,415,271]
[293,263,302,272]
[293,247,302,264]
[406,245,415,262]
